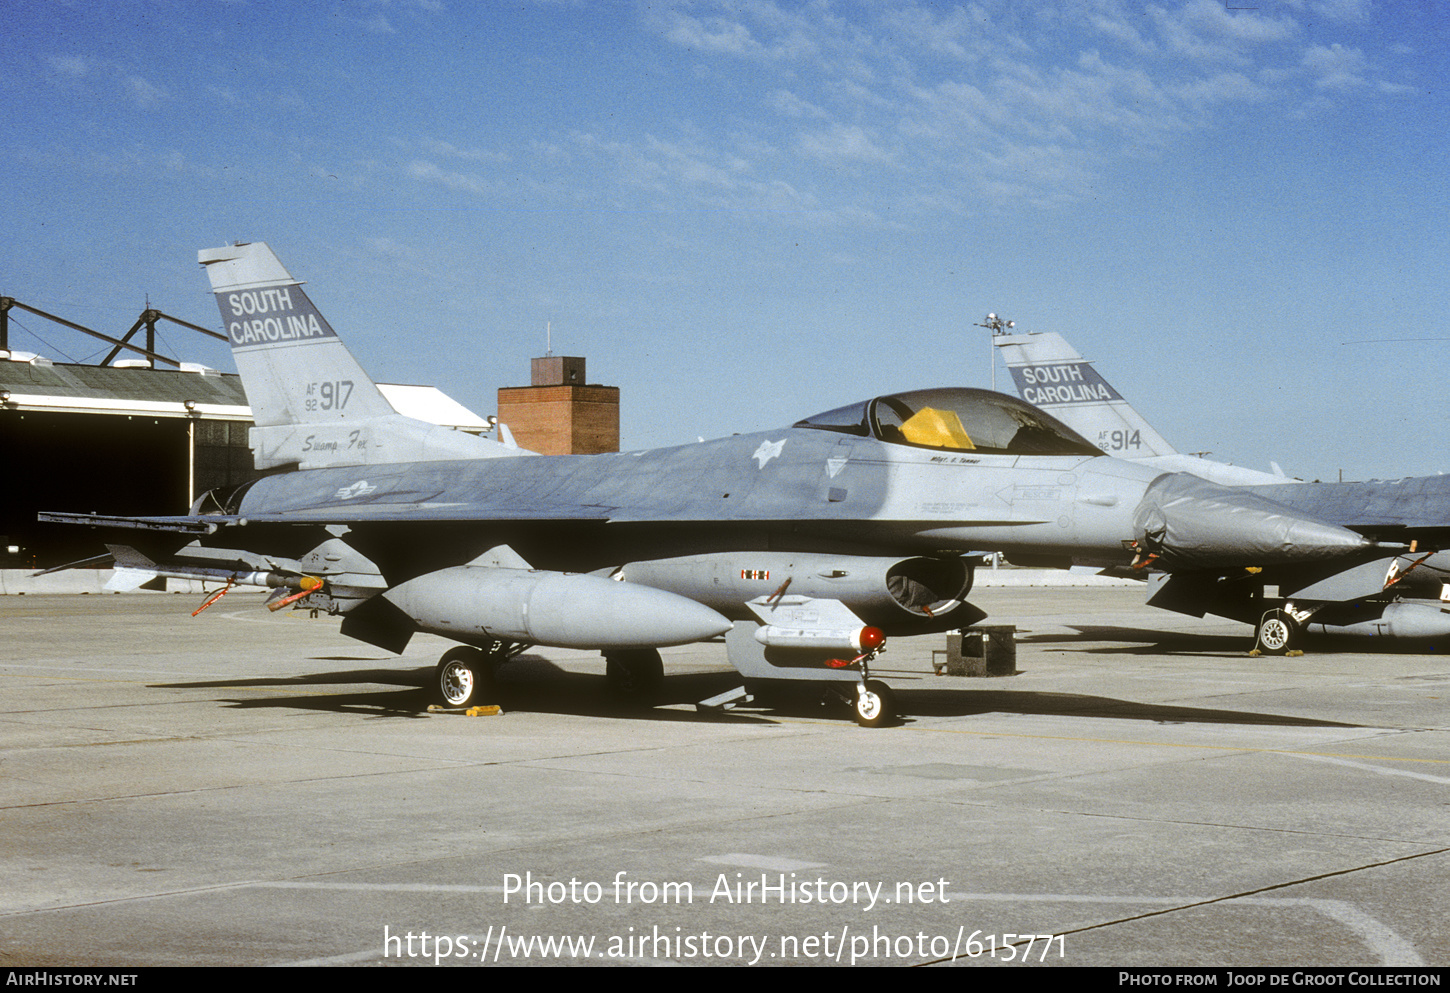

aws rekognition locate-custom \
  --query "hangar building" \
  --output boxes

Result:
[0,351,255,569]
[2,298,617,569]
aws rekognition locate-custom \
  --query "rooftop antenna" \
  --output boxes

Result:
[546,320,552,358]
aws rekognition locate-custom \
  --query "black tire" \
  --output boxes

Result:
[436,647,490,708]
[1255,610,1297,655]
[605,648,664,704]
[853,679,895,728]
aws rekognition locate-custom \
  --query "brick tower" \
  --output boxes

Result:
[496,356,619,455]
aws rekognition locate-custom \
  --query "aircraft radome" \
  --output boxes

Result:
[39,245,1450,728]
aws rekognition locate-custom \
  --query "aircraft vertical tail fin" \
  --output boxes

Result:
[199,242,396,429]
[994,330,1177,459]
[995,329,1291,486]
[199,242,530,469]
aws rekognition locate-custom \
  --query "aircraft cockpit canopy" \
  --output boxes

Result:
[794,388,1101,457]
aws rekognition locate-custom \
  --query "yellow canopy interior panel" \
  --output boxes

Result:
[900,407,975,449]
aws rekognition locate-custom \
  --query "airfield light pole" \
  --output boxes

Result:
[974,313,1014,392]
[972,313,1013,573]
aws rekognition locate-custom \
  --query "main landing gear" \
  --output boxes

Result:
[433,644,666,710]
[604,648,665,706]
[1253,608,1300,655]
[433,641,529,708]
[435,646,493,708]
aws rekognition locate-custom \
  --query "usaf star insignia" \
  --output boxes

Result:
[752,439,786,468]
[334,480,377,500]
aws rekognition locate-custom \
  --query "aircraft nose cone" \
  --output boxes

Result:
[1132,473,1370,571]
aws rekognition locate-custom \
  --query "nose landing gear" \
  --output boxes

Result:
[826,627,897,727]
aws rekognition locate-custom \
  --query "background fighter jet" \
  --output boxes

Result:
[994,327,1450,652]
[994,329,1290,486]
[40,245,1450,727]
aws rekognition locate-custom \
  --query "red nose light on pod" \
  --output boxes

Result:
[825,627,888,669]
[753,624,889,652]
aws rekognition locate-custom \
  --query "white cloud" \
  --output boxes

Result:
[1311,0,1372,23]
[47,55,90,77]
[127,76,167,109]
[646,1,824,63]
[411,1,1419,221]
[363,14,396,35]
[878,4,999,62]
[207,86,245,108]
[569,128,824,216]
[1172,70,1275,106]
[407,159,495,195]
[422,139,511,164]
[1376,80,1416,96]
[661,10,759,56]
[1085,2,1158,56]
[1149,0,1298,61]
[797,123,895,166]
[767,89,829,120]
[1303,43,1368,91]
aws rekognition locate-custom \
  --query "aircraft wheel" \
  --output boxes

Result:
[1254,610,1297,655]
[853,679,895,728]
[436,647,490,708]
[605,648,664,704]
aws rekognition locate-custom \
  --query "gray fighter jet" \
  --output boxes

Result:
[40,245,1450,727]
[995,326,1450,651]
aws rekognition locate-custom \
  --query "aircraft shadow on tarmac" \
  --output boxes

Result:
[1018,626,1251,655]
[890,686,1356,727]
[1022,625,1444,657]
[152,654,1357,730]
[155,656,776,724]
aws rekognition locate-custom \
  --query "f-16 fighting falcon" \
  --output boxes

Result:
[39,244,1450,726]
[994,326,1450,652]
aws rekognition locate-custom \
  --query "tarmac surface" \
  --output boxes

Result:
[1,587,1446,968]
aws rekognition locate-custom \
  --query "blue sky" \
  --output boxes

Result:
[3,0,1445,480]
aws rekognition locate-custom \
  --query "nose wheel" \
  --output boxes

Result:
[853,679,896,728]
[826,629,897,727]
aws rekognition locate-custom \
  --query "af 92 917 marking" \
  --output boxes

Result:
[303,379,354,412]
